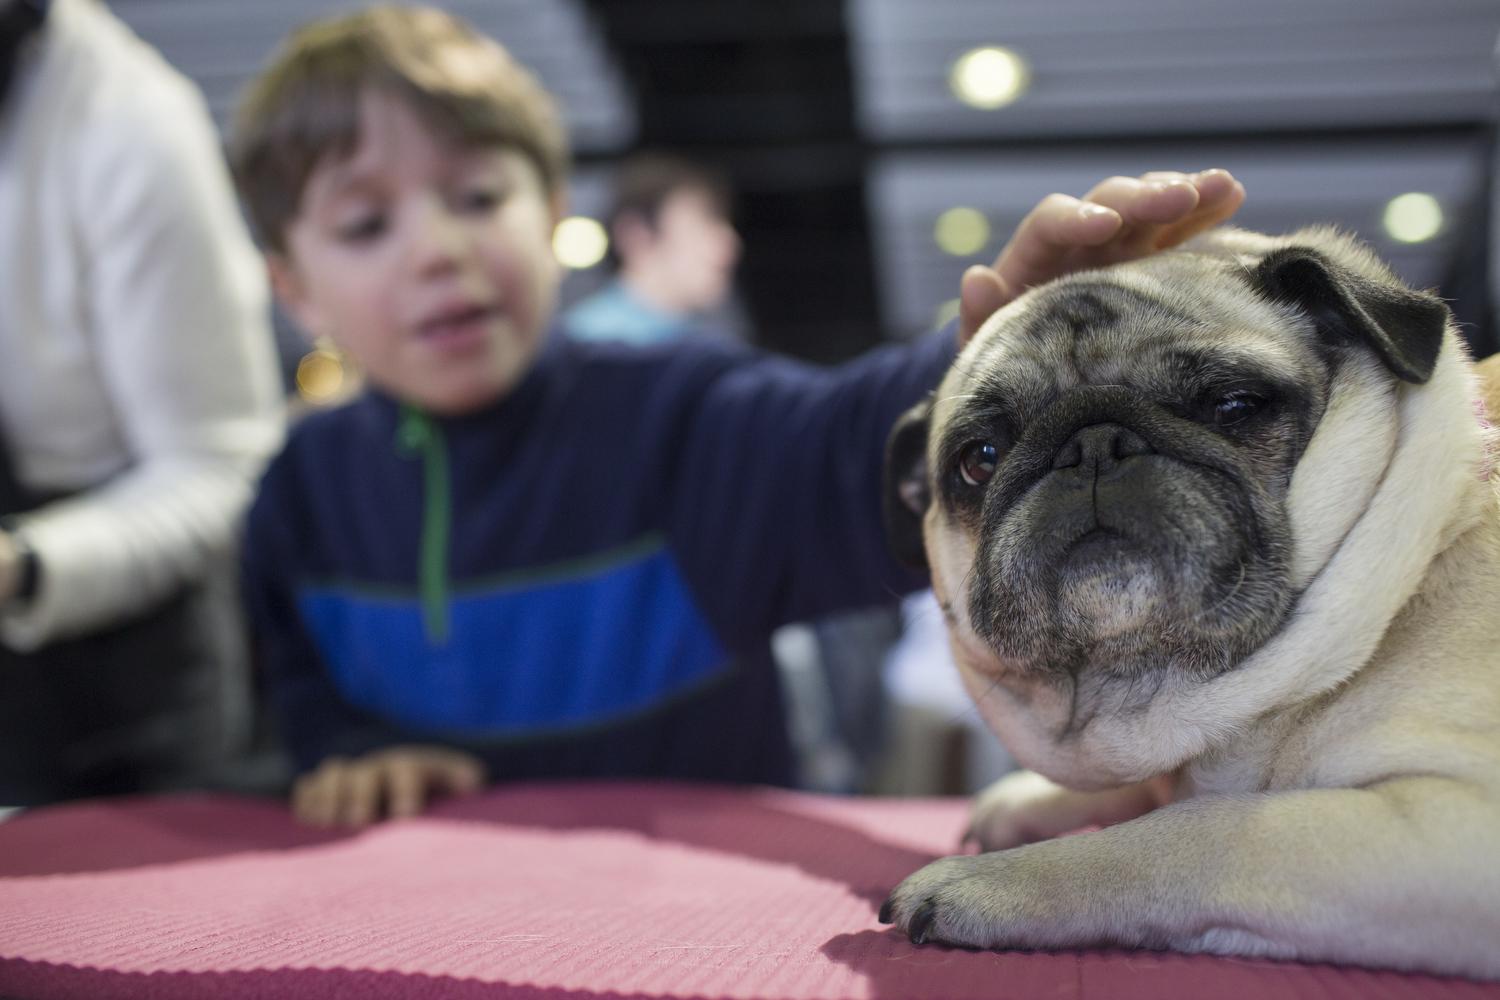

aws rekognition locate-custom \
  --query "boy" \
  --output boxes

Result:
[233,5,1244,827]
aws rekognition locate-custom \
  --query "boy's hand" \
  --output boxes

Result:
[292,745,486,828]
[958,169,1246,345]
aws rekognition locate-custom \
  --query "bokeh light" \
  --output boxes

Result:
[296,343,348,405]
[932,297,961,330]
[950,46,1029,110]
[1382,192,1443,244]
[934,207,990,257]
[553,216,610,269]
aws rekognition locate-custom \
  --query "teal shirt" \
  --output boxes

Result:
[562,281,693,346]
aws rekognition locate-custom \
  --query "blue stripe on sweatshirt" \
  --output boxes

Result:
[296,538,728,734]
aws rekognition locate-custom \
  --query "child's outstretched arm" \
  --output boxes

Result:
[668,170,1245,644]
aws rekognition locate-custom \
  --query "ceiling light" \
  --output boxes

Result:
[950,46,1029,110]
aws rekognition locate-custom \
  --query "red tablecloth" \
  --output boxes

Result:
[0,782,1494,999]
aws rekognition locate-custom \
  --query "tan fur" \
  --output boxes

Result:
[884,229,1500,979]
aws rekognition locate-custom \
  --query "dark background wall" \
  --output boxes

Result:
[115,0,1500,364]
[580,0,878,362]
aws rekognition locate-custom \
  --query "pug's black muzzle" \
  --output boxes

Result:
[965,387,1287,669]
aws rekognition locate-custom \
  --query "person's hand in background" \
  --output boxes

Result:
[958,169,1246,344]
[291,745,486,828]
[0,531,20,605]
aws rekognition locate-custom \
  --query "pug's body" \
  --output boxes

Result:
[880,227,1500,978]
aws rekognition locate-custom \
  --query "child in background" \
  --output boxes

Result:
[564,151,742,346]
[232,5,1245,827]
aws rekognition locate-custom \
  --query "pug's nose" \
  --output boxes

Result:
[1052,423,1153,475]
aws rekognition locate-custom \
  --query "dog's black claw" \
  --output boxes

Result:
[908,901,936,946]
[877,897,894,924]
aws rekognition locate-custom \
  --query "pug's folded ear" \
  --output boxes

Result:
[1252,246,1449,384]
[884,398,933,571]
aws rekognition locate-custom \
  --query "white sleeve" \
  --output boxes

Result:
[0,76,286,651]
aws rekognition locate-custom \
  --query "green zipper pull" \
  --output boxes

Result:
[396,405,452,646]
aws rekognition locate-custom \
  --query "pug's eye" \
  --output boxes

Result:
[1212,391,1266,426]
[958,441,999,487]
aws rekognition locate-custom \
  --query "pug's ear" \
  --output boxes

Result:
[1252,246,1449,384]
[884,398,933,571]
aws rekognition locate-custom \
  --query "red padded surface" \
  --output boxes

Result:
[0,783,1494,999]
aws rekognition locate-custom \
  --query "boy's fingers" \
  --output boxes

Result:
[958,170,1245,347]
[430,751,486,796]
[409,747,486,797]
[1079,176,1199,260]
[1081,174,1200,227]
[339,762,382,828]
[295,759,346,827]
[992,193,1121,296]
[386,758,425,818]
[311,763,347,827]
[957,265,1012,346]
[291,774,318,825]
[1152,175,1246,249]
[1137,170,1195,184]
[1185,168,1240,205]
[1072,170,1243,258]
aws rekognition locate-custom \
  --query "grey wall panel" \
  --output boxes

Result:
[868,137,1487,334]
[110,0,637,151]
[849,0,1500,140]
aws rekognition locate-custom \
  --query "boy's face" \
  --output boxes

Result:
[271,90,564,415]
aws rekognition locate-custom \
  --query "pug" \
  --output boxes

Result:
[879,226,1500,979]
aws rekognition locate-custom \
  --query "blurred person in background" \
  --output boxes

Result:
[0,0,284,805]
[563,151,742,345]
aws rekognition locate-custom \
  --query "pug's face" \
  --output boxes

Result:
[886,229,1448,784]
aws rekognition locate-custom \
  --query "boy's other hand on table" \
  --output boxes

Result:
[958,169,1247,345]
[292,745,486,828]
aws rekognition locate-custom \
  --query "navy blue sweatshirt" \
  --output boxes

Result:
[243,325,955,787]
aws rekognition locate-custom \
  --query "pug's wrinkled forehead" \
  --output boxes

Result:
[934,255,1329,451]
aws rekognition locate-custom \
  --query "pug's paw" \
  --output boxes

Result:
[878,853,1023,949]
[965,770,1070,851]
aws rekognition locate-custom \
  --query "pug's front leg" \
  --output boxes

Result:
[876,829,1179,952]
[880,778,1500,979]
